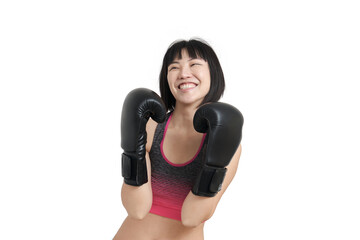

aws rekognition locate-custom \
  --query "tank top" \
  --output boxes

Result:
[149,111,207,221]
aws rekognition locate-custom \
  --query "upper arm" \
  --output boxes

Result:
[145,118,157,179]
[146,118,158,153]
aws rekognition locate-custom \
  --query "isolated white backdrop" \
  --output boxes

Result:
[1,0,359,239]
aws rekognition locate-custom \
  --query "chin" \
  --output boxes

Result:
[177,98,204,107]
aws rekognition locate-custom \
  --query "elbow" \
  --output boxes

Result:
[121,182,152,221]
[128,212,148,220]
[181,213,210,228]
[181,198,215,228]
[181,217,201,228]
[127,207,150,220]
[122,196,152,221]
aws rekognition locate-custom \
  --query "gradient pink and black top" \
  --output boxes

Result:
[149,112,207,221]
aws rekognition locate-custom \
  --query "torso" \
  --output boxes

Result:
[162,123,204,165]
[114,116,205,240]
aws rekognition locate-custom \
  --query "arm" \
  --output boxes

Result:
[181,102,244,227]
[120,88,165,219]
[121,151,153,220]
[181,144,242,227]
[121,118,158,219]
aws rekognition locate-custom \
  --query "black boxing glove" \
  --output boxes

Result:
[121,88,166,186]
[192,102,244,197]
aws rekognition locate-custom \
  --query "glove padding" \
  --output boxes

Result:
[192,102,243,197]
[121,88,166,186]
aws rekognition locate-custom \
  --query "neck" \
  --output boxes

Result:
[171,102,199,130]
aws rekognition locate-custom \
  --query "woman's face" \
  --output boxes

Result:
[167,49,211,108]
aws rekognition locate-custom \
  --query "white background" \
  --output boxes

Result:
[1,0,359,239]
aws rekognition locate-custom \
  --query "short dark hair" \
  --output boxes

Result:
[159,38,225,111]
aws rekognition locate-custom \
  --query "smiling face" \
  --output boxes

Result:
[167,49,211,108]
[159,39,225,112]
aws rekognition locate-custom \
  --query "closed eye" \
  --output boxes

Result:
[169,66,178,71]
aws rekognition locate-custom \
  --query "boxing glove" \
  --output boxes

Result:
[192,102,243,197]
[121,88,166,186]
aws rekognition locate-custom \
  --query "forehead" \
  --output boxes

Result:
[171,47,204,61]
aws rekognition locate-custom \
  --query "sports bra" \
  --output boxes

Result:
[149,111,207,221]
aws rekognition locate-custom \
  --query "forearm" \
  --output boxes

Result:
[181,192,215,227]
[121,153,152,219]
[121,181,152,219]
[181,144,242,227]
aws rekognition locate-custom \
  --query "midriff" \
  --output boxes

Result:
[113,213,204,240]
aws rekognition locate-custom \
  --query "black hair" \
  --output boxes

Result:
[159,38,225,111]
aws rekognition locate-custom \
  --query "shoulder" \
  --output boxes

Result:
[146,118,158,152]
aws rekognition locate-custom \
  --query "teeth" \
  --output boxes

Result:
[179,83,197,89]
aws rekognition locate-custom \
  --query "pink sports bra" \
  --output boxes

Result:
[149,112,207,221]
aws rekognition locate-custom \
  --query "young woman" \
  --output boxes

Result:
[114,39,243,240]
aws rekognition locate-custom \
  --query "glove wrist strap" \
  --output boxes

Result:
[192,165,227,197]
[121,152,148,186]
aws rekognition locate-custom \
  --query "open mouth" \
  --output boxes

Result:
[178,83,198,90]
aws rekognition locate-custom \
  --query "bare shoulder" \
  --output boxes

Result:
[146,118,158,152]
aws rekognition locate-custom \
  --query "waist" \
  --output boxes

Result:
[121,214,204,240]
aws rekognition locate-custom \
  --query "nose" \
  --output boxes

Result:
[179,65,192,79]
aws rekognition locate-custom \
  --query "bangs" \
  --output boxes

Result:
[165,40,207,66]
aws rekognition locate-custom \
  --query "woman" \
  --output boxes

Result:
[114,38,243,240]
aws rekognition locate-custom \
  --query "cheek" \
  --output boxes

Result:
[167,75,177,95]
[204,76,211,94]
[167,71,177,82]
[201,71,211,89]
[167,74,174,87]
